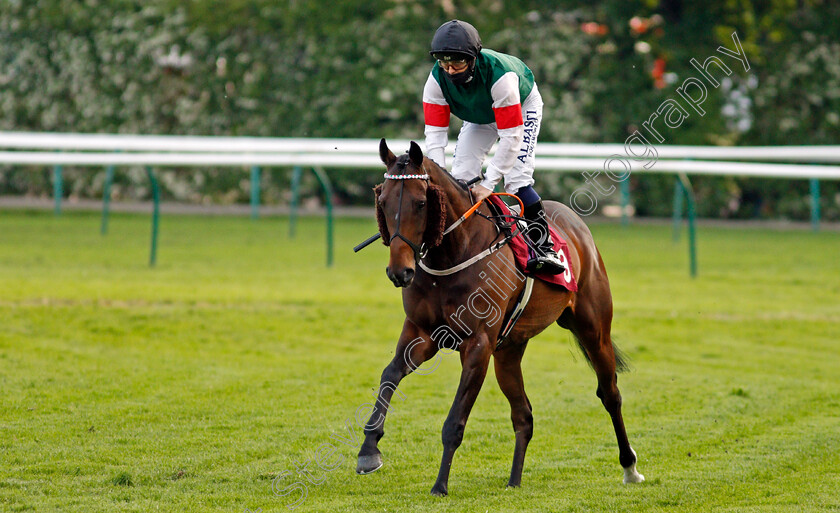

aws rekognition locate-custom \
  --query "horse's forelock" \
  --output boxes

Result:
[373,184,390,246]
[394,153,411,173]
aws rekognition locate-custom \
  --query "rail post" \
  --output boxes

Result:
[53,165,63,215]
[810,178,820,232]
[101,165,115,235]
[677,173,698,278]
[672,177,684,242]
[250,166,261,220]
[146,167,160,267]
[289,166,303,238]
[311,166,334,268]
[620,177,630,226]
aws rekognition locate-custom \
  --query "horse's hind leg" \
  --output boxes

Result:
[565,295,645,484]
[493,341,533,488]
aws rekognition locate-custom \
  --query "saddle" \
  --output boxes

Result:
[485,196,578,292]
[482,196,578,348]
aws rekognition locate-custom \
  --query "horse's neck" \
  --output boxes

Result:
[425,158,471,218]
[425,160,497,265]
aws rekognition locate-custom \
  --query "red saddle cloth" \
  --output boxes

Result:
[487,196,578,292]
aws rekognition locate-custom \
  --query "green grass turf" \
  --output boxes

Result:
[1,209,838,512]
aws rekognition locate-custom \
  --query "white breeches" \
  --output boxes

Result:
[451,86,543,194]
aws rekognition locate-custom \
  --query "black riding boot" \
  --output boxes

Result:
[523,201,566,275]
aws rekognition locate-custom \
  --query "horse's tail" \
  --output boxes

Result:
[612,338,631,373]
[572,334,631,374]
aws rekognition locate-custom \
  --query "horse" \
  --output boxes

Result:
[355,139,644,496]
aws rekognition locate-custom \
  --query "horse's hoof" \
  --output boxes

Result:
[356,454,383,475]
[622,463,645,484]
[430,485,448,497]
[430,480,448,496]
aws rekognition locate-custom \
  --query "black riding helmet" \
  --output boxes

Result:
[430,20,482,86]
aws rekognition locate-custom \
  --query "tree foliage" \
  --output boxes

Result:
[0,0,837,219]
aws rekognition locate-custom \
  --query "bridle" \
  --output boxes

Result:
[383,168,431,262]
[382,167,526,276]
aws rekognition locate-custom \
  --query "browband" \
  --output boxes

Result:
[383,173,429,180]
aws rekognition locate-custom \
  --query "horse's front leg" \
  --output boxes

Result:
[430,334,493,496]
[356,319,439,474]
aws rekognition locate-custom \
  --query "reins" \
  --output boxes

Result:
[441,192,524,237]
[417,192,525,276]
[352,156,530,277]
[382,169,525,276]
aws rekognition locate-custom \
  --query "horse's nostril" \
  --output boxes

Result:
[403,268,415,284]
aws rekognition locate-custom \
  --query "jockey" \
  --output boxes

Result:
[423,19,566,275]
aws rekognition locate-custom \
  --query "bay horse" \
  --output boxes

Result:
[356,139,644,496]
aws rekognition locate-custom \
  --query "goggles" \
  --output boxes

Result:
[437,59,469,72]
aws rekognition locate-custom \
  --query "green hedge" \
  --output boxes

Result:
[1,1,838,220]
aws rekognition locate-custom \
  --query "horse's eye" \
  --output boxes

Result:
[417,201,426,209]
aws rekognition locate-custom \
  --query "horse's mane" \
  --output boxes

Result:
[429,158,470,193]
[395,152,472,198]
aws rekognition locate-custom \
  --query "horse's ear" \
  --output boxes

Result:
[379,138,396,167]
[424,185,447,248]
[373,184,390,246]
[409,141,424,168]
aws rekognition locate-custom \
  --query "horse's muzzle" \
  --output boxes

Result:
[386,266,415,288]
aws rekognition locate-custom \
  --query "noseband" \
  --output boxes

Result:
[383,168,431,262]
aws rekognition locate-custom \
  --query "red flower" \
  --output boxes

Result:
[629,16,649,34]
[581,22,608,36]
